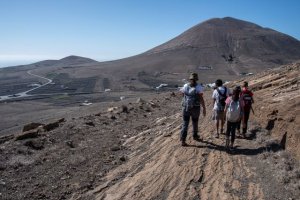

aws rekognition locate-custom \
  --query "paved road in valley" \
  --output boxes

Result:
[0,70,53,101]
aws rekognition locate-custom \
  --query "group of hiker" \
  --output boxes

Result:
[180,72,254,151]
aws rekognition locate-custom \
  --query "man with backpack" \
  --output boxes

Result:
[238,81,254,137]
[212,79,230,138]
[180,73,206,146]
[224,86,243,150]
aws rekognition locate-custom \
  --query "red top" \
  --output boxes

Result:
[241,87,253,96]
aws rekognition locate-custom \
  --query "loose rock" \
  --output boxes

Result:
[24,139,44,150]
[85,121,95,127]
[120,156,126,162]
[110,146,121,151]
[22,122,44,132]
[15,129,40,140]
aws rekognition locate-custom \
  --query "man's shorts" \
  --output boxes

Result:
[212,110,225,121]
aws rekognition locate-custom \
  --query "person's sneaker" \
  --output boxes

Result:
[237,129,241,136]
[229,143,235,152]
[220,129,224,135]
[215,133,219,138]
[225,137,230,149]
[181,141,187,146]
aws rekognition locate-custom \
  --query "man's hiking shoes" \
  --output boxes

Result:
[225,137,230,149]
[215,133,220,138]
[193,135,201,141]
[181,141,187,147]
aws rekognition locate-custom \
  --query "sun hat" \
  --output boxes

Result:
[189,72,198,81]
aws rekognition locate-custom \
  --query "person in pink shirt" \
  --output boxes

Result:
[224,87,243,150]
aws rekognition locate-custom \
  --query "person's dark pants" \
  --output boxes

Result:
[180,106,200,141]
[237,120,241,132]
[237,111,250,134]
[242,111,250,134]
[226,121,239,144]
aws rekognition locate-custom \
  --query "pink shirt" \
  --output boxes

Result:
[225,96,232,105]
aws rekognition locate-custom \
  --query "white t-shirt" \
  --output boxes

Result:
[212,86,231,110]
[180,83,204,95]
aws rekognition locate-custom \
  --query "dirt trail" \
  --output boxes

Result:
[74,93,297,200]
[77,113,261,200]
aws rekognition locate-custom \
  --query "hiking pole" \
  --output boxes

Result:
[251,106,255,115]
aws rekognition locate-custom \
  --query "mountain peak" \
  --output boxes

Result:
[59,55,98,65]
[60,55,95,61]
[147,17,300,57]
[199,17,260,29]
[222,16,241,21]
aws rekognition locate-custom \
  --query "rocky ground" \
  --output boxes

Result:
[0,63,299,200]
[0,93,179,200]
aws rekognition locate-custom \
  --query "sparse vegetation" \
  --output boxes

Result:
[46,72,58,79]
[51,94,70,100]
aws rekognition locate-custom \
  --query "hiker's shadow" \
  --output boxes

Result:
[236,131,257,140]
[187,139,268,156]
[236,132,256,140]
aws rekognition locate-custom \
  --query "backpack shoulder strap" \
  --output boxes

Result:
[183,84,190,95]
[184,83,197,97]
[242,90,252,99]
[217,87,227,97]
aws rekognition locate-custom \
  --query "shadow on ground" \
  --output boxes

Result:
[186,138,282,156]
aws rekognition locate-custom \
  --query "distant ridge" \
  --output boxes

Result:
[2,17,300,85]
[33,55,98,67]
[59,55,98,65]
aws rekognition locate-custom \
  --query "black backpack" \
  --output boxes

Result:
[241,90,253,111]
[216,87,227,111]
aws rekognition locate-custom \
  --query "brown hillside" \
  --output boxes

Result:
[233,62,300,160]
[0,63,299,199]
[97,17,300,85]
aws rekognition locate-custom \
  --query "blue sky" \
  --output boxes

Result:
[0,0,300,67]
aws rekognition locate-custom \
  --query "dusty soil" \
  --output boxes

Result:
[0,63,299,200]
[0,93,179,200]
[0,90,159,136]
[75,92,300,200]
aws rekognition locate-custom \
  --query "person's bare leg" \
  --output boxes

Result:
[221,115,225,134]
[215,119,220,138]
